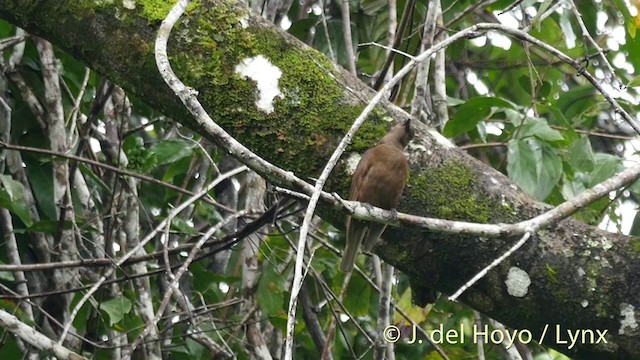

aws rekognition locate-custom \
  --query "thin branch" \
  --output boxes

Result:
[56,165,248,345]
[340,0,357,74]
[0,141,233,211]
[318,0,335,63]
[567,0,620,87]
[373,0,417,89]
[449,232,531,301]
[129,213,244,356]
[359,42,415,60]
[0,309,85,360]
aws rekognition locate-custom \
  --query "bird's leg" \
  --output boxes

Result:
[390,208,399,221]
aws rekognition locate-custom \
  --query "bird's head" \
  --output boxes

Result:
[381,119,414,148]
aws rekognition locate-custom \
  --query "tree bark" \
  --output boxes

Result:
[0,1,638,359]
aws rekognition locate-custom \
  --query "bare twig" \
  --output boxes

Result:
[0,309,85,360]
[340,0,357,74]
[56,166,248,345]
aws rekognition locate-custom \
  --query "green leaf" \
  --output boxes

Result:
[443,97,514,137]
[26,220,73,234]
[171,217,199,236]
[149,139,196,165]
[555,86,596,123]
[23,156,56,221]
[79,163,110,194]
[342,273,371,316]
[628,75,640,88]
[507,138,562,200]
[0,175,23,201]
[530,0,554,30]
[0,176,33,226]
[567,136,595,172]
[514,118,564,142]
[257,263,285,316]
[0,260,15,282]
[558,12,577,48]
[100,296,133,327]
[590,153,622,186]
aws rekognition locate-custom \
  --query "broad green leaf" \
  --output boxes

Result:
[443,97,514,137]
[26,220,72,234]
[560,173,588,200]
[556,86,596,123]
[0,193,32,227]
[514,118,564,142]
[257,262,285,316]
[507,138,562,200]
[0,175,23,201]
[446,96,465,106]
[628,75,640,88]
[149,139,196,165]
[530,0,554,30]
[559,13,577,48]
[100,296,133,327]
[393,288,431,325]
[0,335,21,360]
[171,217,199,236]
[23,156,56,221]
[78,163,110,194]
[567,136,595,172]
[0,260,15,282]
[590,153,622,186]
[0,178,33,226]
[537,104,578,141]
[342,272,371,316]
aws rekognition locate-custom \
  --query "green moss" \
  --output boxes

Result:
[546,264,558,284]
[550,285,571,304]
[408,161,492,222]
[139,0,200,23]
[631,239,640,253]
[130,0,394,184]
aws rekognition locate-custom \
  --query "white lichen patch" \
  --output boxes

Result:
[408,142,428,152]
[505,266,531,297]
[234,55,284,113]
[239,15,249,28]
[428,129,455,149]
[345,153,362,175]
[122,0,135,9]
[619,303,638,335]
[586,236,613,251]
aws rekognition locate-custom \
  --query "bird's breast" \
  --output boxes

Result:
[350,145,409,209]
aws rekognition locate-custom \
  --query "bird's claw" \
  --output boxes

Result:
[390,208,399,221]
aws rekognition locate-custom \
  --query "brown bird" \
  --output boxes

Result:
[340,120,413,273]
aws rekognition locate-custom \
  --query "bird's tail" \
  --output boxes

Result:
[363,223,386,252]
[340,219,367,272]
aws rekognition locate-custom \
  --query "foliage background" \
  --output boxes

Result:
[0,0,639,359]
